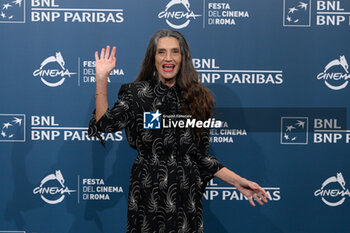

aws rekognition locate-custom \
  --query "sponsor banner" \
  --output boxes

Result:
[2,108,346,144]
[0,0,125,24]
[30,115,123,142]
[0,114,123,142]
[283,0,350,27]
[204,180,281,201]
[279,109,349,145]
[316,0,350,26]
[282,116,350,145]
[193,58,283,85]
[31,0,124,23]
[33,170,124,204]
[33,56,283,88]
[33,53,126,88]
[313,117,350,143]
[314,172,350,207]
[157,0,250,29]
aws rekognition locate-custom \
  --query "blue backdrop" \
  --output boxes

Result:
[1,0,350,232]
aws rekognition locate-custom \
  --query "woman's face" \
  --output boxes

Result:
[155,37,182,86]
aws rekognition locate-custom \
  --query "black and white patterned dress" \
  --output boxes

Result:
[88,78,224,233]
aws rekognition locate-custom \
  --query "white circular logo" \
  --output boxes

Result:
[33,52,76,87]
[158,0,201,29]
[314,172,350,207]
[317,55,350,90]
[33,170,76,204]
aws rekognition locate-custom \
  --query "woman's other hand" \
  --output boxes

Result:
[234,177,268,207]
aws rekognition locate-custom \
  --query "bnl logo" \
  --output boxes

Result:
[143,110,161,129]
[0,0,25,23]
[283,0,311,27]
[0,114,25,142]
[281,117,308,144]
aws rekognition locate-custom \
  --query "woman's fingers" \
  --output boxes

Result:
[110,46,117,60]
[248,196,256,207]
[244,182,269,206]
[247,193,265,207]
[105,45,110,59]
[258,191,268,203]
[259,187,269,201]
[249,182,268,200]
[97,46,116,61]
[95,51,99,61]
[100,47,105,60]
[253,193,264,206]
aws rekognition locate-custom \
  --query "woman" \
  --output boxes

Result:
[88,29,268,232]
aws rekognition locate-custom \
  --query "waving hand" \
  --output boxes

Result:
[95,45,117,82]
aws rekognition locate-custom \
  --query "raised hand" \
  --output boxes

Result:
[234,177,268,207]
[95,45,117,82]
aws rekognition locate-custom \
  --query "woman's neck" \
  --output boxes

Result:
[159,77,176,87]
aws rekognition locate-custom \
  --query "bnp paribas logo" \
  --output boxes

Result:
[280,117,308,144]
[283,0,311,27]
[0,0,25,23]
[0,114,25,142]
[143,110,161,129]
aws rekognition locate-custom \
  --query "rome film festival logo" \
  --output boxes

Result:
[283,0,311,27]
[144,110,161,129]
[33,170,76,204]
[281,117,308,144]
[158,0,201,29]
[314,172,350,207]
[33,52,76,87]
[317,55,350,91]
[0,0,25,23]
[0,114,25,142]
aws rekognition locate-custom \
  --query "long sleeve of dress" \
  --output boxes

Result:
[88,83,135,146]
[196,128,224,193]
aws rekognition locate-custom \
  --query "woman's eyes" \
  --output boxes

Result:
[157,49,180,55]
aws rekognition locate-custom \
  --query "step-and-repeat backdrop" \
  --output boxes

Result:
[1,0,349,232]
